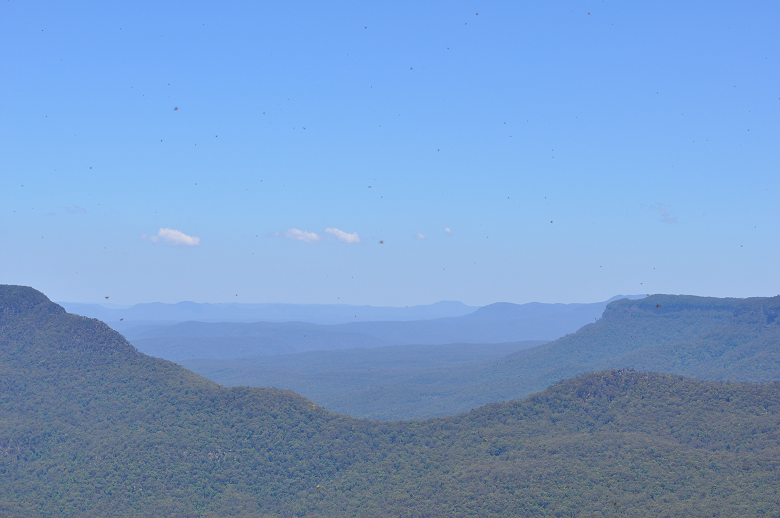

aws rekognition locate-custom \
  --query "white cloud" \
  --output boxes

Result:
[143,228,201,246]
[444,227,452,234]
[325,227,361,244]
[284,228,322,242]
[415,233,426,239]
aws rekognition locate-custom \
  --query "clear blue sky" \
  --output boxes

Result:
[2,1,778,306]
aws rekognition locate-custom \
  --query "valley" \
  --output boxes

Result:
[183,295,780,420]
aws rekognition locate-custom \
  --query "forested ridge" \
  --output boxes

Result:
[2,285,780,517]
[495,294,780,390]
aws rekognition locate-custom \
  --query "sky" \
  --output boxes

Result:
[1,1,778,306]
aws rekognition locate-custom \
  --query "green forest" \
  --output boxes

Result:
[2,286,780,517]
[181,341,545,420]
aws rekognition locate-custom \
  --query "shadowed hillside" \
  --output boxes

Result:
[2,285,780,517]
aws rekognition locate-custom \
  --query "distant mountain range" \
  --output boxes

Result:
[186,294,780,420]
[329,297,638,345]
[115,295,642,360]
[59,299,479,326]
[3,285,780,516]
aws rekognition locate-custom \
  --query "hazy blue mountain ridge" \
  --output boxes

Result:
[329,297,634,345]
[59,299,478,326]
[121,295,642,361]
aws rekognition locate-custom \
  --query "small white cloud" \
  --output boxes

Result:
[159,228,201,246]
[415,233,426,239]
[444,227,452,234]
[66,205,86,215]
[284,228,322,242]
[143,228,201,246]
[325,227,361,244]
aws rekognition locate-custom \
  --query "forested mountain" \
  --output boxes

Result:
[489,294,780,393]
[2,285,780,517]
[186,294,780,420]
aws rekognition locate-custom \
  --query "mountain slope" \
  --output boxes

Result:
[2,286,780,517]
[499,294,780,387]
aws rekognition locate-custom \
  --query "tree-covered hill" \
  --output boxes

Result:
[2,285,780,517]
